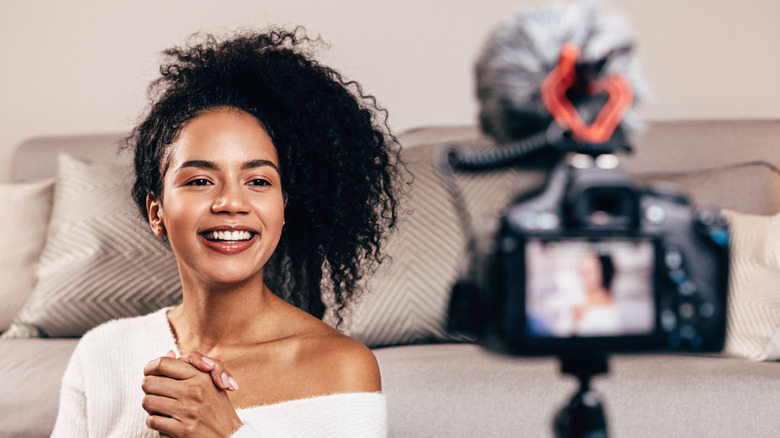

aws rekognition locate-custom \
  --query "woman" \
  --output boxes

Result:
[572,251,619,336]
[52,28,401,437]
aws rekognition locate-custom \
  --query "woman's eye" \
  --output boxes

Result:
[249,179,271,187]
[186,178,212,186]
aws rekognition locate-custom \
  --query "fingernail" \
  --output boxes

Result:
[229,376,240,391]
[202,357,215,367]
[221,372,230,388]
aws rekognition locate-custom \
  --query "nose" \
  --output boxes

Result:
[211,182,250,215]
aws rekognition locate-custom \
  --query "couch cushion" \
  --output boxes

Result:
[375,344,780,437]
[0,338,78,436]
[5,340,779,437]
[0,178,55,332]
[2,153,182,338]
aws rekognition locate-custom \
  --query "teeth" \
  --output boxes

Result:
[204,230,253,241]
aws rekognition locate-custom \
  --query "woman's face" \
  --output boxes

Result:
[147,108,285,289]
[579,252,604,291]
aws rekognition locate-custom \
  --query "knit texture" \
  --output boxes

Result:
[51,308,387,437]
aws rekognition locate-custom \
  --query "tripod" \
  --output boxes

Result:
[553,354,610,438]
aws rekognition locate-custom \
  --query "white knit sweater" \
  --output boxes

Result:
[51,308,387,437]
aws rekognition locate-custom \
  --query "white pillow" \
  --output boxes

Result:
[0,178,55,332]
[2,153,182,338]
[722,209,780,361]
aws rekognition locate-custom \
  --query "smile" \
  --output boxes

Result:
[202,230,255,242]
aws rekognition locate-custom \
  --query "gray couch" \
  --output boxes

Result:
[2,121,779,437]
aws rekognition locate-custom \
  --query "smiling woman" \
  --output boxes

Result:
[50,28,402,438]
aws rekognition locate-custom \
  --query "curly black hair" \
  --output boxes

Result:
[126,28,402,325]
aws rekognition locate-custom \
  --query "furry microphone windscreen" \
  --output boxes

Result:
[475,1,650,145]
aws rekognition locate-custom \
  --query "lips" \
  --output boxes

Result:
[199,226,258,255]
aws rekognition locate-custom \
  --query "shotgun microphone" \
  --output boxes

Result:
[452,1,650,171]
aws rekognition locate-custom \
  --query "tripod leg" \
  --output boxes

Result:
[554,355,609,438]
[554,387,607,438]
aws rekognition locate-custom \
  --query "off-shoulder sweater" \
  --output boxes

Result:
[51,308,386,437]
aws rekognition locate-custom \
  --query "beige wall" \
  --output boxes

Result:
[1,0,778,182]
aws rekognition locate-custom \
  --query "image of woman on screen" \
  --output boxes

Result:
[572,251,619,336]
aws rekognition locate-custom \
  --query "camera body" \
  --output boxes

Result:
[448,154,730,356]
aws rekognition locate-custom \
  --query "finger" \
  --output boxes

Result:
[142,393,180,417]
[144,356,199,380]
[142,375,196,400]
[178,353,239,391]
[146,414,185,437]
[166,350,176,358]
[177,352,215,373]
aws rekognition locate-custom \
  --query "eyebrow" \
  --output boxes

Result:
[242,159,280,174]
[176,159,280,175]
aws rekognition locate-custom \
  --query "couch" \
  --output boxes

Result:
[1,120,779,437]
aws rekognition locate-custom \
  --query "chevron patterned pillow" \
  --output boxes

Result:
[721,209,780,361]
[2,153,182,338]
[342,140,549,347]
[0,178,55,332]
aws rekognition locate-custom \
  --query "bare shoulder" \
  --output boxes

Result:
[296,317,382,394]
[258,299,382,398]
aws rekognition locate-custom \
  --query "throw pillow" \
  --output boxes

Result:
[721,209,780,361]
[0,178,55,332]
[2,153,182,338]
[342,140,549,347]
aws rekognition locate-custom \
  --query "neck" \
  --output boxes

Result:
[169,274,276,355]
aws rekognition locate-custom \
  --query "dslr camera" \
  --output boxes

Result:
[446,148,730,356]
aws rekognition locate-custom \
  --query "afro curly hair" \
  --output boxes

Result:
[126,27,403,326]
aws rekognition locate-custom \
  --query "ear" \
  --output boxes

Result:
[146,194,166,237]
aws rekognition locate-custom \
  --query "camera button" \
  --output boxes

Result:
[679,302,696,319]
[669,269,688,285]
[709,229,730,247]
[680,325,696,340]
[661,309,677,331]
[678,281,697,296]
[645,205,666,224]
[664,248,683,270]
[700,302,715,319]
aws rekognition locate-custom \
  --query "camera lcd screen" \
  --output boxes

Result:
[525,238,655,338]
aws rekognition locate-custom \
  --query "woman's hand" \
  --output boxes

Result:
[168,351,240,392]
[142,353,243,437]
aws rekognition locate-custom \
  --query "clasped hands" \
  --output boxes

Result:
[142,351,244,437]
